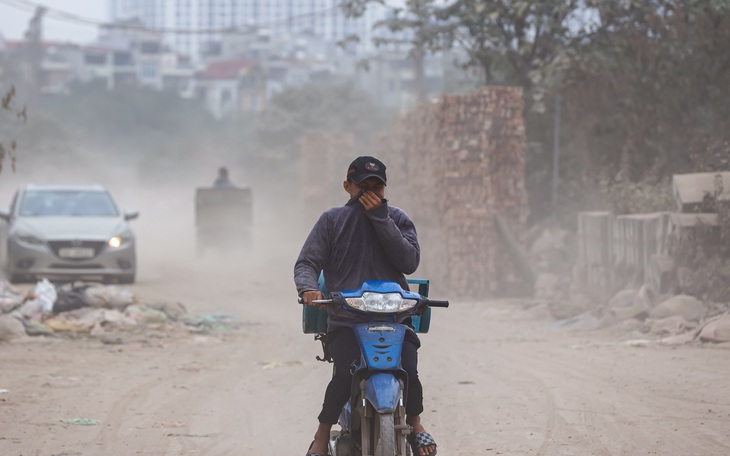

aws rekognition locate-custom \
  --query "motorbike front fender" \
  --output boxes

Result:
[364,373,401,414]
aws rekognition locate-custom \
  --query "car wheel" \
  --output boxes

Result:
[10,275,30,284]
[118,273,136,284]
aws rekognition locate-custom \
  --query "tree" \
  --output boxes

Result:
[561,0,730,184]
[253,81,391,153]
[0,86,27,174]
[341,0,443,102]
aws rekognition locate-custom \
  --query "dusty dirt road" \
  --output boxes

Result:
[1,181,730,456]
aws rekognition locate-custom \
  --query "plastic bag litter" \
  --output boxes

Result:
[60,418,100,426]
[84,285,135,310]
[34,279,57,314]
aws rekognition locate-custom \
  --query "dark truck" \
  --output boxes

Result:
[194,186,252,256]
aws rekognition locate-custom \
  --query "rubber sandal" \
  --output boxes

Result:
[407,431,438,456]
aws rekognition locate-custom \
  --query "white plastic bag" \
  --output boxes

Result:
[34,278,57,314]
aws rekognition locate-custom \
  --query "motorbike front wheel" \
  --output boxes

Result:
[374,413,396,456]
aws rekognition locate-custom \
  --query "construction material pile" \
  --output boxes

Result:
[383,87,529,297]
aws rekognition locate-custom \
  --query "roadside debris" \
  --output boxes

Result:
[0,278,240,342]
[551,285,730,346]
[60,418,100,426]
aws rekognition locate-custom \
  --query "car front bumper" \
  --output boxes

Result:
[7,237,136,281]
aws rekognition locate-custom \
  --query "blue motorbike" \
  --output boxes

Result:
[302,279,448,456]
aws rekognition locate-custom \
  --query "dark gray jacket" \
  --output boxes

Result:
[294,195,420,331]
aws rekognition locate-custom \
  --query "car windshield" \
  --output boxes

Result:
[18,190,120,217]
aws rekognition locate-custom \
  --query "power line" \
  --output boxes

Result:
[0,0,345,36]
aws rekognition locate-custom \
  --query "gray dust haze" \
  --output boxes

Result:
[0,142,309,290]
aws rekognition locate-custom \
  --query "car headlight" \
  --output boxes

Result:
[346,292,417,313]
[16,233,45,245]
[108,235,132,248]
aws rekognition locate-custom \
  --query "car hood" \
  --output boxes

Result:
[14,217,131,240]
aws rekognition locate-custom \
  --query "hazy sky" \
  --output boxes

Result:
[0,0,106,43]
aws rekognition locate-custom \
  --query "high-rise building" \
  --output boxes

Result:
[108,0,388,60]
[109,0,166,28]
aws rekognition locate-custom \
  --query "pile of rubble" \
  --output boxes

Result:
[0,278,238,343]
[547,284,730,345]
[526,220,730,345]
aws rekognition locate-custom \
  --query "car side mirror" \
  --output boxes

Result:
[0,209,10,222]
[124,210,139,221]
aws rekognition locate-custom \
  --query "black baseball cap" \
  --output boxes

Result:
[346,156,387,185]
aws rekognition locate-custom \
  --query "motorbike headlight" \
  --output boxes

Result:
[16,233,44,246]
[346,292,417,313]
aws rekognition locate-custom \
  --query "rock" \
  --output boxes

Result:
[660,331,697,345]
[0,315,27,341]
[647,316,694,336]
[698,315,730,342]
[100,333,128,345]
[637,284,658,309]
[606,289,647,322]
[529,225,571,272]
[649,295,706,321]
[535,272,559,299]
[617,318,644,333]
[125,305,168,325]
[146,301,187,322]
[548,299,589,320]
[553,312,604,331]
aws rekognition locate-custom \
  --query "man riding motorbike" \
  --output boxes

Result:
[294,156,438,456]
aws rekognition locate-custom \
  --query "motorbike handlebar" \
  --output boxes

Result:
[297,297,332,303]
[299,296,448,308]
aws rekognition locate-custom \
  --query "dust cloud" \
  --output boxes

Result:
[0,143,310,303]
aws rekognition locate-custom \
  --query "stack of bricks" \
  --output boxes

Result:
[299,132,355,220]
[384,86,528,297]
[297,87,528,298]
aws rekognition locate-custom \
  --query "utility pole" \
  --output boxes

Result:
[411,0,428,103]
[23,6,47,103]
[551,93,562,214]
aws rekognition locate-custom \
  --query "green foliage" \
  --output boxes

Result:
[562,0,730,184]
[254,81,392,153]
[342,0,730,227]
[599,179,675,215]
[437,1,580,89]
[341,0,443,101]
[41,83,217,155]
[672,199,730,302]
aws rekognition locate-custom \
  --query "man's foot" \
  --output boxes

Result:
[306,422,332,455]
[407,418,437,456]
[407,430,438,456]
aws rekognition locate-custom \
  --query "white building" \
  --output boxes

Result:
[107,0,388,61]
[109,0,166,29]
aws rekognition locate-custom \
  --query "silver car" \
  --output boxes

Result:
[0,184,138,284]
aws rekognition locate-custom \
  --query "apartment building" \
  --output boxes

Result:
[108,0,388,62]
